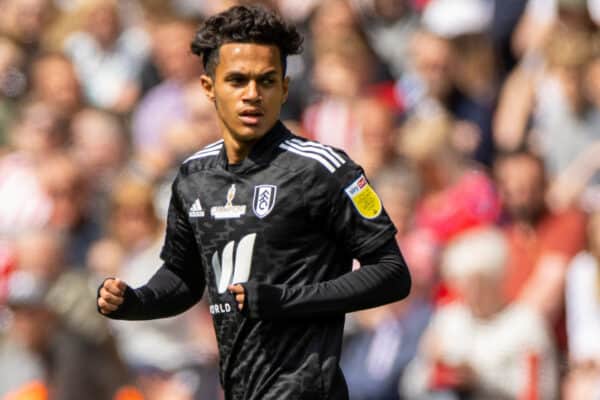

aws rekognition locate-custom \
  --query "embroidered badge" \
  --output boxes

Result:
[210,184,246,219]
[252,185,277,218]
[344,175,382,219]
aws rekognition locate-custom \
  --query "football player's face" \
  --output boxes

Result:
[201,43,289,148]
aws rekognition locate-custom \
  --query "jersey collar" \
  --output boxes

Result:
[218,120,291,174]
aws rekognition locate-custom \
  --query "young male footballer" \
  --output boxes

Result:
[97,5,411,399]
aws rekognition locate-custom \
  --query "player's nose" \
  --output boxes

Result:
[243,80,261,102]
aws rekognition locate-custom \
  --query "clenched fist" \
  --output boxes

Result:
[97,278,128,315]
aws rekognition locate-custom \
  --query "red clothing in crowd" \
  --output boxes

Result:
[502,208,586,302]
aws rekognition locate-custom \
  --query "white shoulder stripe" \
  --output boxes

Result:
[289,138,345,164]
[183,147,222,163]
[187,142,223,158]
[283,140,343,168]
[279,143,336,173]
[192,145,223,157]
[184,139,224,161]
[204,139,224,149]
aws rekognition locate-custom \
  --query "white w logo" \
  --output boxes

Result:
[211,233,256,293]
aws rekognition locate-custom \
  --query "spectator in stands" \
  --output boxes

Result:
[420,0,499,166]
[0,100,65,237]
[0,272,46,397]
[543,49,600,212]
[446,33,499,166]
[309,0,360,44]
[29,53,82,119]
[69,107,130,226]
[512,0,597,57]
[494,26,600,177]
[401,226,558,399]
[342,296,432,400]
[372,159,422,238]
[546,139,600,213]
[131,18,203,153]
[159,81,221,166]
[302,33,380,149]
[63,0,150,114]
[394,27,454,116]
[349,97,400,177]
[494,150,586,324]
[563,210,600,399]
[0,36,26,147]
[38,153,101,267]
[69,108,129,196]
[0,0,54,61]
[15,229,113,347]
[351,0,420,79]
[399,112,500,244]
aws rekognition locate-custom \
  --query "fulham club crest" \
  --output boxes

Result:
[253,185,277,218]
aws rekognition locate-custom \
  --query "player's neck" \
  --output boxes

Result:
[220,121,280,164]
[221,133,257,164]
[223,140,250,164]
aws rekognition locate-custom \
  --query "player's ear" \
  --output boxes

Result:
[282,76,290,104]
[200,74,215,102]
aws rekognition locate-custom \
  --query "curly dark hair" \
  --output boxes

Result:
[190,5,303,77]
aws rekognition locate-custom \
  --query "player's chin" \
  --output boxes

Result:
[236,124,269,142]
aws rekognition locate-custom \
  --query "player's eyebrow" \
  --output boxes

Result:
[224,71,248,80]
[258,70,278,78]
[224,69,279,80]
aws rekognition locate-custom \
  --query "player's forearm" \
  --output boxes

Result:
[103,263,204,320]
[242,239,411,319]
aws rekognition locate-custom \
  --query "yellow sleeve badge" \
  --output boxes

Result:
[344,174,382,219]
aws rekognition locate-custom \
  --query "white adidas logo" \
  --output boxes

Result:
[189,199,205,218]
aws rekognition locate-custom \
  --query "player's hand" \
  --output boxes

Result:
[228,284,245,311]
[97,278,127,315]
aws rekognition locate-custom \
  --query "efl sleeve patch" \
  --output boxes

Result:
[344,174,382,219]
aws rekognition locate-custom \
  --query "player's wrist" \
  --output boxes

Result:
[97,277,137,319]
[240,281,283,319]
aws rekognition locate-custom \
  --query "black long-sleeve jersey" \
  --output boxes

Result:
[104,121,411,399]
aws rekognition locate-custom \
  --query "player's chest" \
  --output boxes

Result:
[178,170,308,236]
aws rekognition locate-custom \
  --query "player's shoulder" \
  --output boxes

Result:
[275,135,358,179]
[178,139,224,175]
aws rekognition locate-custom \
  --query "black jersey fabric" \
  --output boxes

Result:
[102,121,411,400]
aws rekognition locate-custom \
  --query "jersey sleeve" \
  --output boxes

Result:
[160,176,202,269]
[241,238,411,319]
[307,157,397,258]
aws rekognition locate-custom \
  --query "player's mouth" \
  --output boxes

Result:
[239,109,264,126]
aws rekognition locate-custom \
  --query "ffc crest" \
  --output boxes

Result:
[252,185,277,218]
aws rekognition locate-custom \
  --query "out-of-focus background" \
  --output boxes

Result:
[1,0,600,398]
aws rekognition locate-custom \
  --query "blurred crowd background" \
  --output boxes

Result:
[0,0,600,398]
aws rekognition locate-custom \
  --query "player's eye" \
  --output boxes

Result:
[227,75,247,86]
